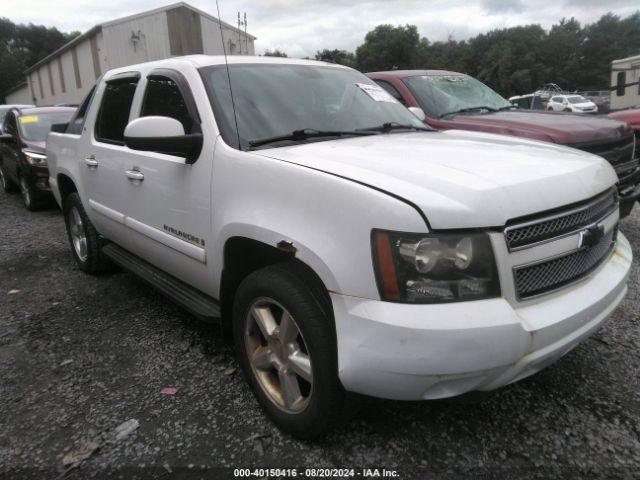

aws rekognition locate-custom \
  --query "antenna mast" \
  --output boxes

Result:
[216,0,241,148]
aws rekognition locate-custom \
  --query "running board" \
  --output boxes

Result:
[102,244,220,322]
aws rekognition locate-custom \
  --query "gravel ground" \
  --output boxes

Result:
[0,189,639,480]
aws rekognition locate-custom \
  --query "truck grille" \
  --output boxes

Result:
[514,227,616,299]
[571,134,639,196]
[504,189,617,251]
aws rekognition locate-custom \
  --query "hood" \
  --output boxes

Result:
[254,130,617,229]
[22,140,46,154]
[448,110,629,144]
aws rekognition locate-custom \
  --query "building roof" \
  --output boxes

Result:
[611,53,640,64]
[24,2,256,74]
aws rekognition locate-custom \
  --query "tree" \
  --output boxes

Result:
[355,24,420,72]
[315,49,355,68]
[263,49,288,57]
[0,17,77,100]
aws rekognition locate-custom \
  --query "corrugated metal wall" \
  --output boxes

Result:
[102,11,172,69]
[28,36,101,106]
[15,7,256,106]
[5,85,32,105]
[201,16,255,55]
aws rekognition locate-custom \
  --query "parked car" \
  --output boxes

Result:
[546,94,598,113]
[581,90,611,113]
[508,93,548,110]
[47,56,631,439]
[0,104,34,133]
[0,106,75,210]
[366,70,639,216]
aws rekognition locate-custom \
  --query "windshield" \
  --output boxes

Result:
[567,96,587,104]
[199,63,429,149]
[404,74,512,118]
[18,112,73,141]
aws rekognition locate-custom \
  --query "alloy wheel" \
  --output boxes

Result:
[68,206,88,262]
[244,298,313,413]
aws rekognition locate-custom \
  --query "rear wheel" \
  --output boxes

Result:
[233,264,344,439]
[0,162,18,193]
[63,193,111,274]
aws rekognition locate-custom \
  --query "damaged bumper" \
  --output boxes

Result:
[331,233,632,401]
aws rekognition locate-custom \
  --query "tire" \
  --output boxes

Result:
[63,192,112,274]
[0,162,18,193]
[233,263,344,439]
[19,175,40,211]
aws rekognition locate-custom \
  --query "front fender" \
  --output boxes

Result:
[210,139,427,300]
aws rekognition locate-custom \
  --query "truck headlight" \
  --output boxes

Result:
[372,230,501,303]
[23,150,47,166]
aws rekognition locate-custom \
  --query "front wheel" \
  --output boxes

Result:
[233,264,344,439]
[63,193,111,274]
[20,176,40,211]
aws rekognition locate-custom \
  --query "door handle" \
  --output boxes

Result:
[125,170,144,182]
[85,156,98,168]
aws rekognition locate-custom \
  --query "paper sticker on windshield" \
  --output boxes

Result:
[19,115,39,124]
[356,83,397,103]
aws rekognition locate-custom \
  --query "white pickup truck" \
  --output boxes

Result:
[47,56,632,439]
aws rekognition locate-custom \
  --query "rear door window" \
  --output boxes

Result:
[95,77,139,144]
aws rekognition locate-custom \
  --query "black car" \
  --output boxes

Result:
[0,106,75,210]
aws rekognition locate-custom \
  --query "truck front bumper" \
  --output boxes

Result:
[331,233,632,400]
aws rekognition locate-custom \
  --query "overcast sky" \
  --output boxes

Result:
[2,0,638,57]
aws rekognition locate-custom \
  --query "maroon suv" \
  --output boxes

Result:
[0,106,75,210]
[366,70,640,217]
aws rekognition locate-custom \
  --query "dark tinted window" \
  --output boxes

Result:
[95,78,139,144]
[141,76,193,133]
[617,72,626,96]
[67,86,96,134]
[374,80,406,105]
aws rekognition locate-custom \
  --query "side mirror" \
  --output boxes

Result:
[123,116,202,164]
[408,106,426,122]
[0,133,15,143]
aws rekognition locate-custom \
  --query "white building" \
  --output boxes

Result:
[5,2,256,106]
[611,53,640,111]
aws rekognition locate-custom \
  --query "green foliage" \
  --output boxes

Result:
[355,24,420,71]
[0,17,76,100]
[263,49,288,57]
[315,49,356,68]
[349,11,640,97]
